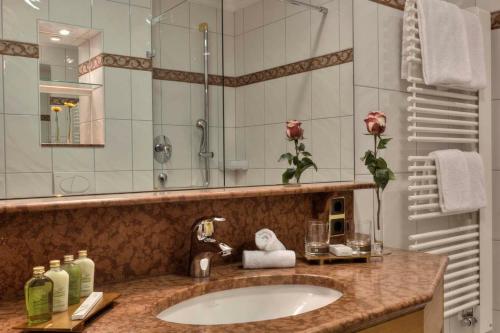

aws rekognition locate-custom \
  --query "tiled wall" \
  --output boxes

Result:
[225,0,354,186]
[152,0,225,189]
[0,0,154,198]
[352,1,482,332]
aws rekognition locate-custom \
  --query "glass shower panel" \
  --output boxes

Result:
[151,0,224,190]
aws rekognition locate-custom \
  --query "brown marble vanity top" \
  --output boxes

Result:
[0,182,375,214]
[0,249,447,333]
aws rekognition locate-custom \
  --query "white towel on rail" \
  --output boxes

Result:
[461,9,487,90]
[416,0,472,87]
[430,149,486,214]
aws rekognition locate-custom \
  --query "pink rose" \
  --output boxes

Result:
[286,120,304,140]
[364,111,386,135]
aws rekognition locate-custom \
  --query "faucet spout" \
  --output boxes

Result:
[189,217,232,278]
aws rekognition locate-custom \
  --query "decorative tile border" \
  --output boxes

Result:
[153,48,353,88]
[79,53,152,76]
[0,39,39,58]
[369,0,405,10]
[492,11,500,30]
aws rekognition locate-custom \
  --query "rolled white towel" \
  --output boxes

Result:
[242,250,296,269]
[255,228,286,251]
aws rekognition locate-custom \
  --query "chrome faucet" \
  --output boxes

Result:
[189,216,232,278]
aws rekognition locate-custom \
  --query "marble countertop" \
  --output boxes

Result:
[0,182,375,214]
[0,249,447,333]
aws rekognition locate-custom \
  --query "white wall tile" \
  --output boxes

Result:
[339,0,353,49]
[49,0,91,27]
[40,46,66,66]
[222,9,235,36]
[52,147,94,172]
[104,67,132,119]
[494,240,500,310]
[245,125,265,168]
[6,172,53,198]
[244,83,265,126]
[244,28,264,74]
[53,172,95,196]
[132,120,153,170]
[131,70,153,121]
[265,77,286,124]
[95,119,133,171]
[310,0,339,57]
[264,20,285,69]
[313,168,341,183]
[287,72,311,121]
[92,0,131,55]
[312,117,340,169]
[190,2,217,32]
[285,10,310,63]
[95,170,133,193]
[312,66,340,119]
[243,0,263,32]
[0,115,4,173]
[163,169,191,188]
[494,171,500,241]
[263,0,285,25]
[163,80,191,125]
[286,0,310,16]
[132,0,151,8]
[164,125,191,169]
[246,168,265,185]
[265,123,288,169]
[131,5,152,58]
[494,30,500,100]
[224,87,236,127]
[223,35,235,76]
[0,174,5,198]
[4,56,38,115]
[133,170,153,191]
[340,62,354,116]
[3,0,48,43]
[353,0,378,87]
[341,115,354,170]
[5,115,52,172]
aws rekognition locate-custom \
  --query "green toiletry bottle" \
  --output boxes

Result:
[62,255,81,305]
[24,266,53,325]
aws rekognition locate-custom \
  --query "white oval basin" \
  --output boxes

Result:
[156,284,342,325]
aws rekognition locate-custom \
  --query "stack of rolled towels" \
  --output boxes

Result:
[242,229,296,269]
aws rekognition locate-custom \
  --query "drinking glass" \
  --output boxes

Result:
[346,220,372,255]
[305,220,330,256]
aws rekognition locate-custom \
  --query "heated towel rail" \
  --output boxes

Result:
[403,3,492,331]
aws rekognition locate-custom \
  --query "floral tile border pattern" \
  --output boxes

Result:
[153,48,353,88]
[79,53,152,75]
[493,11,500,30]
[0,39,39,58]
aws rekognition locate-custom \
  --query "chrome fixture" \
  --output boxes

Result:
[282,0,328,14]
[197,22,213,187]
[153,135,172,164]
[189,217,232,278]
[460,309,477,327]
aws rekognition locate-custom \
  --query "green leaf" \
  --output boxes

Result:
[302,151,312,157]
[388,168,396,180]
[376,158,387,169]
[374,168,390,190]
[282,168,296,184]
[297,143,305,152]
[278,153,293,163]
[302,157,318,171]
[377,137,392,150]
[292,155,300,166]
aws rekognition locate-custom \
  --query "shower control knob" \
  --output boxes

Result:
[158,173,167,185]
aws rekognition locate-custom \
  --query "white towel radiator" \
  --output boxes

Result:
[404,3,492,332]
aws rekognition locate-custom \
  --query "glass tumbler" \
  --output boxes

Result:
[346,220,372,255]
[305,220,330,256]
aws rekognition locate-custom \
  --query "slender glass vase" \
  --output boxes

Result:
[66,109,73,144]
[55,113,60,143]
[372,188,384,256]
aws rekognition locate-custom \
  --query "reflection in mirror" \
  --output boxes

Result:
[38,21,104,146]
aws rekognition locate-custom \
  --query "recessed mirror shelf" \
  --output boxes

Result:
[39,80,102,96]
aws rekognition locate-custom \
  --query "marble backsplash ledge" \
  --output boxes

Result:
[0,190,354,301]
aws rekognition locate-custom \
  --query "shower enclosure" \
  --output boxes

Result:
[151,0,224,189]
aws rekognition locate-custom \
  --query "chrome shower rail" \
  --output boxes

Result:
[283,0,328,14]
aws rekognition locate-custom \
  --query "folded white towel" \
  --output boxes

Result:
[242,250,296,269]
[430,149,486,213]
[255,228,286,251]
[461,9,487,90]
[417,0,472,87]
[464,151,487,209]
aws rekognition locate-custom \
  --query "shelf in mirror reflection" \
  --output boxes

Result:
[39,80,102,96]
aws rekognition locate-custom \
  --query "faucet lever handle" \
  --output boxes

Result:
[196,217,226,239]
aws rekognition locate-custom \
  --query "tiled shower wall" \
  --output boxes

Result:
[226,0,355,186]
[353,1,491,332]
[151,0,225,189]
[0,0,154,198]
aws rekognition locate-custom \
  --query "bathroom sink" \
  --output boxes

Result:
[156,284,342,325]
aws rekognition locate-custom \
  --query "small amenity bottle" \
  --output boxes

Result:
[24,266,53,325]
[62,255,81,305]
[44,260,69,312]
[74,250,95,297]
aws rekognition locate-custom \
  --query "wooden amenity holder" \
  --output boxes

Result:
[13,292,120,332]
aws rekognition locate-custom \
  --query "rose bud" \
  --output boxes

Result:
[286,120,304,140]
[364,111,386,135]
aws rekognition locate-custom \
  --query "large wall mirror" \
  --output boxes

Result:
[0,0,353,199]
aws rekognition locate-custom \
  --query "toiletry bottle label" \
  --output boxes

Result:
[52,286,67,311]
[81,274,92,295]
